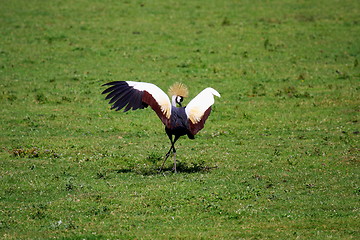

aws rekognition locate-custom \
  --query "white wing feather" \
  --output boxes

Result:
[185,88,221,124]
[127,81,172,118]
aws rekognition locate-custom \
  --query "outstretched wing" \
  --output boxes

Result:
[185,87,221,135]
[102,81,171,127]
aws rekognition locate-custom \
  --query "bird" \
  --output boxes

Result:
[101,81,221,173]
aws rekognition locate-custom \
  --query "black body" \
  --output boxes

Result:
[167,107,195,140]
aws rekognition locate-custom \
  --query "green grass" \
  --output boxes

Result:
[1,0,359,239]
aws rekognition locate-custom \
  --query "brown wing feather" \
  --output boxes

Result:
[142,91,171,128]
[188,107,212,136]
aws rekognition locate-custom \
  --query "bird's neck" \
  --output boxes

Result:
[171,95,177,107]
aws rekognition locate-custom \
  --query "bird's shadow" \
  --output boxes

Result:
[114,161,218,176]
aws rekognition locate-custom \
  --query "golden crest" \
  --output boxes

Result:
[168,82,189,97]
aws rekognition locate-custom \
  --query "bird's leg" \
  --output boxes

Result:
[159,133,174,172]
[172,135,180,173]
[173,151,177,173]
[159,144,173,171]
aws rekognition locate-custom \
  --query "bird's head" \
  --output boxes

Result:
[175,96,184,107]
[168,83,188,107]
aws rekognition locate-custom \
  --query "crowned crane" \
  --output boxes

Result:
[102,81,220,173]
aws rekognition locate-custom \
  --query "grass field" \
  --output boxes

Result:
[1,0,359,239]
